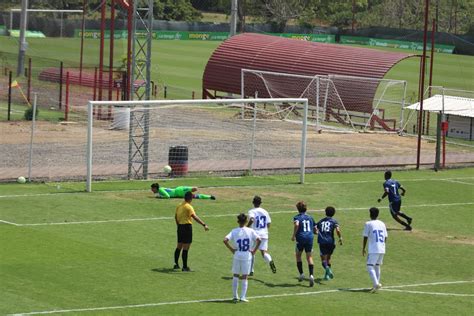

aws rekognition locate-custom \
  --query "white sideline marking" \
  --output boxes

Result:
[9,280,473,315]
[10,202,474,227]
[1,177,474,199]
[441,179,474,186]
[382,289,474,297]
[0,219,19,226]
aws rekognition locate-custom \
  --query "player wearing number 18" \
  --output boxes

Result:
[315,206,342,281]
[291,201,317,287]
[224,213,261,303]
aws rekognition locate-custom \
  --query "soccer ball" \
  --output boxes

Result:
[17,176,26,184]
[163,165,172,174]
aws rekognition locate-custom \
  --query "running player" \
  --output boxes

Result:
[247,196,276,275]
[315,206,343,280]
[377,170,412,230]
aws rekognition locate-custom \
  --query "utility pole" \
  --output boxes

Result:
[230,0,238,37]
[17,0,29,76]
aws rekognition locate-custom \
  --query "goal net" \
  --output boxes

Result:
[241,69,407,132]
[86,98,309,192]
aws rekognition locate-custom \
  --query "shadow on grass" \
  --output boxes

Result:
[338,287,373,293]
[151,267,183,274]
[221,276,308,288]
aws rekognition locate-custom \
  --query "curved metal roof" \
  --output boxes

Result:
[203,33,414,113]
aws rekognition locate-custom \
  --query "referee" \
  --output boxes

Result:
[174,191,209,271]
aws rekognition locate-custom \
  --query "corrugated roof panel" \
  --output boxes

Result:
[203,33,414,112]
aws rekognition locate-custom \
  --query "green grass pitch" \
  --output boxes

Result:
[1,168,473,315]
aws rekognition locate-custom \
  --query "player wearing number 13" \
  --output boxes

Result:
[247,196,276,275]
[362,207,387,293]
[224,213,261,303]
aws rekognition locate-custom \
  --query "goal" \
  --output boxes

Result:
[86,98,309,192]
[241,69,407,132]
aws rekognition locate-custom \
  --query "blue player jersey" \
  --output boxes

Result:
[316,217,339,244]
[293,213,315,242]
[383,179,402,202]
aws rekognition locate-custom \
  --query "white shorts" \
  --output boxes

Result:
[258,238,268,251]
[367,253,384,266]
[232,258,252,275]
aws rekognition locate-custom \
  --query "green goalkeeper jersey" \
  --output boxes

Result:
[157,186,193,199]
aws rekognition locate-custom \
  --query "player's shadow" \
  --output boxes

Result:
[387,227,405,231]
[338,287,373,293]
[151,268,181,274]
[221,276,306,288]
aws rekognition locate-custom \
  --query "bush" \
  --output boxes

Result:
[24,107,39,120]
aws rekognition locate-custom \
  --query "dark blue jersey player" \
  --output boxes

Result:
[315,206,343,280]
[378,170,413,231]
[291,201,316,287]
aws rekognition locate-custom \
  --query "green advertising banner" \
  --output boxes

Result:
[75,29,230,41]
[278,33,336,43]
[340,35,454,54]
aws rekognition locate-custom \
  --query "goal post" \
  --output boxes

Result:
[86,98,309,192]
[241,69,408,133]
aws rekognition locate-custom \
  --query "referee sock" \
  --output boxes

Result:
[308,264,314,276]
[297,261,303,274]
[174,248,181,265]
[232,277,239,299]
[182,250,188,268]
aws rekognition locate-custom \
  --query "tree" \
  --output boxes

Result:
[154,0,201,22]
[260,0,310,32]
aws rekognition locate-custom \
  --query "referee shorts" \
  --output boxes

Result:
[177,224,193,244]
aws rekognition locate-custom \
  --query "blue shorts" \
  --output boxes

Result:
[389,200,401,215]
[319,243,335,256]
[295,239,313,253]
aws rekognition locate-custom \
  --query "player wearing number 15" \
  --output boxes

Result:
[291,201,317,287]
[224,213,261,303]
[362,207,387,293]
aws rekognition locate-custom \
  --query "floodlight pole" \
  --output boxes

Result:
[17,0,28,76]
[416,0,430,170]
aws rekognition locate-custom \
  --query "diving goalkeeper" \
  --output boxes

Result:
[151,183,216,200]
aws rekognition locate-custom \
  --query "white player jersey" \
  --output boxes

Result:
[248,207,271,239]
[225,227,259,260]
[363,219,388,254]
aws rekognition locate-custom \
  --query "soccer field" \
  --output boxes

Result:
[1,168,473,315]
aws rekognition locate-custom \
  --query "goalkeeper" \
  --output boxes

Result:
[151,183,216,200]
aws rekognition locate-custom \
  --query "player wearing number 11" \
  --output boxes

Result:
[291,201,317,287]
[224,213,261,303]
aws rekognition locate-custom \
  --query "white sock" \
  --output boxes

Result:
[232,277,239,298]
[250,255,255,272]
[263,252,272,264]
[240,279,248,299]
[367,265,378,287]
[375,265,381,283]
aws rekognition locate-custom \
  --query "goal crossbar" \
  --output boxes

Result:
[86,98,309,192]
